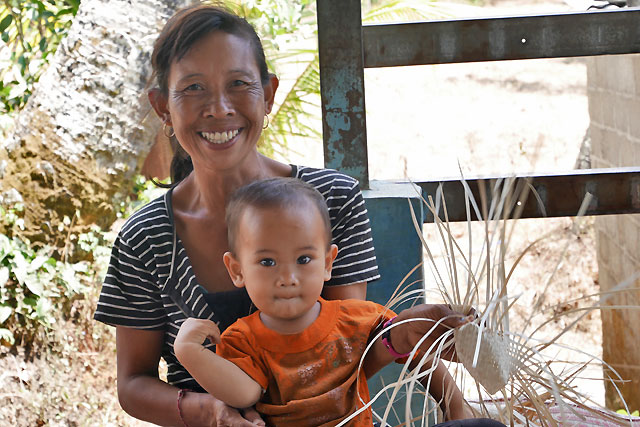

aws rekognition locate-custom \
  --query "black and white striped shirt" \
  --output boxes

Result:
[94,166,380,389]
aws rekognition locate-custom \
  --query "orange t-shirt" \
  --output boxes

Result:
[216,298,395,427]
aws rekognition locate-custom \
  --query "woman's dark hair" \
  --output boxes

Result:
[151,4,270,186]
[226,178,333,253]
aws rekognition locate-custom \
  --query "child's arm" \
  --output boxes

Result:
[174,318,263,409]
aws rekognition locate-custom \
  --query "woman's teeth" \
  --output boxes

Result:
[200,129,239,144]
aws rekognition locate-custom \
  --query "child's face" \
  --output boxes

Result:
[223,203,338,326]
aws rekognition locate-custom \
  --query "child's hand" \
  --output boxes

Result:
[174,318,221,355]
[390,304,473,362]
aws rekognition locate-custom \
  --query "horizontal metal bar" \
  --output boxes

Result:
[413,167,640,222]
[363,8,640,68]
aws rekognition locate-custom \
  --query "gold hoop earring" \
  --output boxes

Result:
[262,114,270,130]
[163,123,175,138]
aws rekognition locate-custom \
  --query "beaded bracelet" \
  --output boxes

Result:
[381,316,411,358]
[177,389,190,427]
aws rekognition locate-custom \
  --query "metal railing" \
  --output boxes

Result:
[317,1,640,219]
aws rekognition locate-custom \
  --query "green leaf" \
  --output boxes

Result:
[0,267,8,286]
[61,265,83,294]
[0,328,14,345]
[35,297,52,321]
[0,305,12,324]
[11,252,27,285]
[56,8,74,17]
[22,297,37,307]
[0,15,12,33]
[39,38,47,52]
[30,255,49,272]
[24,274,44,296]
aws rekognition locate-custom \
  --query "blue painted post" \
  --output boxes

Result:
[363,181,436,426]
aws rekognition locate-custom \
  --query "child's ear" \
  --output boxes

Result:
[323,244,339,281]
[223,252,245,288]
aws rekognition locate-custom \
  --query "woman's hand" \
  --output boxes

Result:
[180,391,265,427]
[390,304,474,362]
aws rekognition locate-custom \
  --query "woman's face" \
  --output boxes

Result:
[162,31,275,172]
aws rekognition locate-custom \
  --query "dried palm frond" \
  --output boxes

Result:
[346,175,640,427]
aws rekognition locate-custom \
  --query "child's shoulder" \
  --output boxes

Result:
[332,298,394,320]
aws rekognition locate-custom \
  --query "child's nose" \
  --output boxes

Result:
[278,266,298,286]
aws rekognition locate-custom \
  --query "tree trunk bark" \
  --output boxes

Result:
[0,0,190,251]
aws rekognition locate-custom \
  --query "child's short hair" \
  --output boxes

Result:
[226,178,332,252]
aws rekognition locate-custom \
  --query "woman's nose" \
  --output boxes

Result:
[203,92,234,117]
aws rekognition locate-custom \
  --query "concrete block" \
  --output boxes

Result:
[589,124,605,158]
[633,54,640,96]
[611,56,636,96]
[600,92,617,130]
[613,97,629,136]
[599,128,618,164]
[587,89,604,125]
[628,98,640,141]
[586,57,598,91]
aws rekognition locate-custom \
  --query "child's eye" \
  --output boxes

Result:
[260,258,276,267]
[297,256,311,265]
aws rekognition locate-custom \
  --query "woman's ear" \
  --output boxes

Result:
[223,252,245,288]
[323,244,339,282]
[148,88,171,125]
[263,73,279,114]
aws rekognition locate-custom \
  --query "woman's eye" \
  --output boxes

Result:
[297,256,311,265]
[231,79,248,87]
[185,83,203,91]
[260,258,276,267]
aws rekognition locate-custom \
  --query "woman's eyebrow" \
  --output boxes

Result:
[175,73,202,83]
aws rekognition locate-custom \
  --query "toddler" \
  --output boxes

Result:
[175,177,472,426]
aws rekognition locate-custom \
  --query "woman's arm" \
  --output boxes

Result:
[322,281,367,301]
[116,326,262,426]
[174,318,263,410]
[424,361,470,421]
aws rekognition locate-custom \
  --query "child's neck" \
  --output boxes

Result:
[259,301,321,334]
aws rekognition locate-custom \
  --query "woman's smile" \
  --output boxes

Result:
[199,128,242,146]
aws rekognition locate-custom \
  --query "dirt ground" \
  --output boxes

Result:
[0,0,606,425]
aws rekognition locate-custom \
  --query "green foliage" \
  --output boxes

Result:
[118,175,168,219]
[0,0,80,117]
[0,204,109,350]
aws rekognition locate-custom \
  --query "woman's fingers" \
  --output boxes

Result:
[213,401,265,427]
[241,407,266,426]
[392,304,476,360]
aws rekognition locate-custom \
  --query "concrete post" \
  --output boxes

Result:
[363,181,436,425]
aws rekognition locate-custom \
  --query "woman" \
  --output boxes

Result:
[94,4,380,426]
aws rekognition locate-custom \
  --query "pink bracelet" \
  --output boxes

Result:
[381,316,411,358]
[177,389,190,427]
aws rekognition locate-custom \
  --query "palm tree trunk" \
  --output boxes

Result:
[0,0,190,251]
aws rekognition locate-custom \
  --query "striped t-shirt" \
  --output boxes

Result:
[94,165,380,389]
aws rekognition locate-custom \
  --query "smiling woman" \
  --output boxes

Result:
[93,4,380,426]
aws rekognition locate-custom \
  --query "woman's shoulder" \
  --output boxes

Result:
[293,165,359,192]
[117,192,172,245]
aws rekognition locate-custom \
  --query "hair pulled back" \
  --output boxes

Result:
[151,4,270,185]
